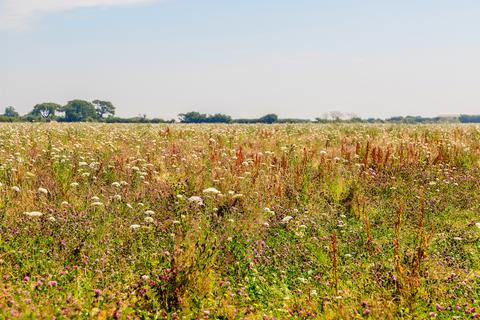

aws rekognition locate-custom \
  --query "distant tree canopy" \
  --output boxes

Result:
[31,103,61,120]
[1,102,480,124]
[258,114,278,124]
[459,114,480,123]
[4,106,19,117]
[61,100,97,122]
[179,112,280,124]
[93,100,115,118]
[178,112,207,123]
[178,112,232,123]
[0,99,172,123]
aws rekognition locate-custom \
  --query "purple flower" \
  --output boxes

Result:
[48,280,58,287]
[94,289,102,296]
[23,276,30,283]
[362,309,370,316]
[139,287,148,297]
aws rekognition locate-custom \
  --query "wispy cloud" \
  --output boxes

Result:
[0,0,159,31]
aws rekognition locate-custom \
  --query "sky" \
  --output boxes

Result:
[1,0,480,120]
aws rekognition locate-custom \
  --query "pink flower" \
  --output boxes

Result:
[48,280,58,287]
[23,276,30,283]
[94,289,102,296]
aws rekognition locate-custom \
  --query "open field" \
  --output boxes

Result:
[0,123,479,319]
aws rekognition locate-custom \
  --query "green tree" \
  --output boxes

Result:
[178,112,208,123]
[178,111,232,123]
[259,114,278,124]
[61,100,97,122]
[31,103,60,120]
[92,100,115,118]
[459,114,480,123]
[4,106,19,117]
[206,113,232,123]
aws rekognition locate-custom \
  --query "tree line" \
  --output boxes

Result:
[177,111,480,124]
[1,103,480,123]
[1,100,173,123]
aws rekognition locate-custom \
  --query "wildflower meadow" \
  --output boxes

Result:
[0,123,479,319]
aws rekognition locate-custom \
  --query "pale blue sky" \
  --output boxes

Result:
[2,0,480,119]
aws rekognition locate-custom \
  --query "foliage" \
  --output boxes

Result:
[60,100,98,122]
[459,114,480,123]
[178,111,232,123]
[105,116,174,123]
[31,102,61,120]
[258,113,278,124]
[3,106,19,118]
[2,103,480,124]
[92,100,115,118]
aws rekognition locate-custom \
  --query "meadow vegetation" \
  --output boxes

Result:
[0,123,479,319]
